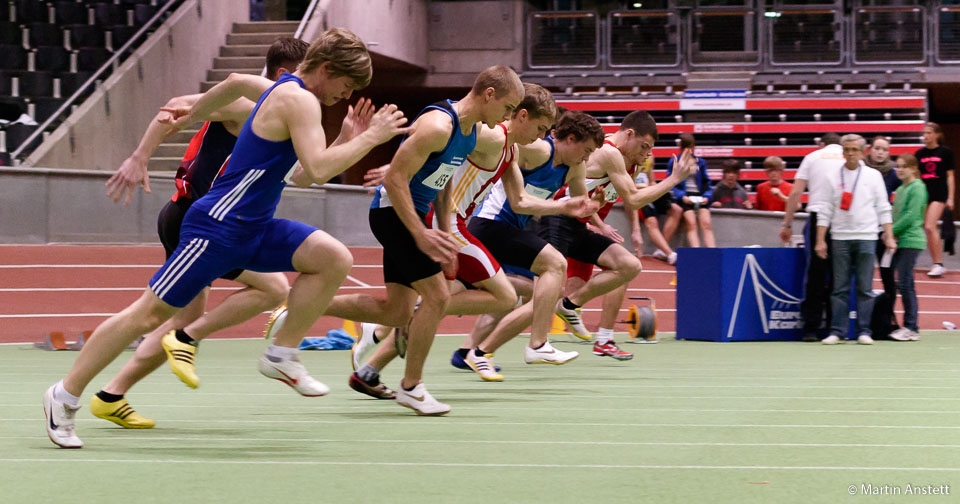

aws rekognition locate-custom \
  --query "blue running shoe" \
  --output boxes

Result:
[451,350,500,371]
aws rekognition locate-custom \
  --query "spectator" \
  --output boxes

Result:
[888,154,928,342]
[780,132,842,342]
[914,122,955,277]
[865,136,900,197]
[630,155,680,264]
[815,134,895,345]
[756,156,793,211]
[668,133,714,247]
[711,159,753,209]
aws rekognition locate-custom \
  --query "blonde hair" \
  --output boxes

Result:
[298,27,372,88]
[898,153,921,175]
[763,156,784,171]
[471,65,523,98]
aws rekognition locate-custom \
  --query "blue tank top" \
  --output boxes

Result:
[475,136,570,229]
[188,73,304,233]
[371,99,477,214]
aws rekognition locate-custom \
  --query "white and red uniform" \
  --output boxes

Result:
[426,123,513,284]
[555,138,638,281]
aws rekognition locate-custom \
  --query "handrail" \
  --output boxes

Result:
[10,0,185,161]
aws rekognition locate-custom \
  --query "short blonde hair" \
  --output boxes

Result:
[471,65,523,98]
[763,156,784,171]
[299,27,372,88]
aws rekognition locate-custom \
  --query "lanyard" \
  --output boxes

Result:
[840,165,861,192]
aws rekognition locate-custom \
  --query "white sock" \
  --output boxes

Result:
[53,380,79,407]
[596,328,614,345]
[264,344,298,361]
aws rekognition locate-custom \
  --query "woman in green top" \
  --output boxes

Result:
[889,154,928,341]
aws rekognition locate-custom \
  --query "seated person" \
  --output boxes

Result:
[668,133,714,247]
[755,156,793,211]
[711,159,753,209]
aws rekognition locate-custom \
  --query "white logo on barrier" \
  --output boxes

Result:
[726,254,803,339]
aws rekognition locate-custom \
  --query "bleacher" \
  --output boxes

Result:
[557,88,926,204]
[0,0,173,165]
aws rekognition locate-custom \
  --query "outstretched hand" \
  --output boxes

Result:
[366,104,412,145]
[106,155,151,206]
[363,164,389,194]
[340,97,375,142]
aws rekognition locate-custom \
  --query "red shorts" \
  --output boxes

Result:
[426,210,501,284]
[566,257,605,282]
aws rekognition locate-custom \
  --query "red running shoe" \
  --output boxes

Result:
[592,340,634,361]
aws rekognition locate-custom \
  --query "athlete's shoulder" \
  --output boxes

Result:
[517,137,552,167]
[406,109,454,152]
[474,123,507,152]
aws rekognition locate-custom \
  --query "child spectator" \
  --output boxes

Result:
[756,156,793,211]
[888,154,928,341]
[711,159,753,209]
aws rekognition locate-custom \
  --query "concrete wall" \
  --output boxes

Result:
[426,1,524,87]
[24,0,248,171]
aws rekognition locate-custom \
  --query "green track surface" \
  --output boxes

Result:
[2,333,959,504]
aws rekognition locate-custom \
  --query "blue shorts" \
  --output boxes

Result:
[501,263,535,280]
[149,217,316,307]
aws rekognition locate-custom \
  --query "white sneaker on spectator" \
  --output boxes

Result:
[652,250,667,261]
[888,328,911,341]
[907,330,921,341]
[857,334,874,345]
[928,264,946,277]
[821,334,841,345]
[667,252,678,265]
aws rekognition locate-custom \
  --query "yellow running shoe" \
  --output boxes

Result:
[161,330,199,388]
[90,395,155,429]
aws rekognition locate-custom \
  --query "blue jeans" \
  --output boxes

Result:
[830,239,876,337]
[894,248,921,331]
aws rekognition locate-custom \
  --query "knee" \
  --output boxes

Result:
[327,241,354,273]
[541,249,567,276]
[263,273,291,306]
[924,222,937,234]
[622,254,642,278]
[494,288,519,313]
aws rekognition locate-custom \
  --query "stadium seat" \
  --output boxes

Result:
[91,2,127,27]
[15,0,50,24]
[4,122,40,152]
[133,4,155,25]
[27,22,63,48]
[76,46,110,71]
[30,96,65,122]
[17,70,53,97]
[0,70,13,95]
[0,151,12,166]
[0,44,27,69]
[65,23,105,48]
[0,20,20,44]
[56,70,92,96]
[0,96,27,121]
[109,24,137,50]
[53,1,89,25]
[33,45,71,72]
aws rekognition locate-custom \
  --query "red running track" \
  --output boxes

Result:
[1,244,958,344]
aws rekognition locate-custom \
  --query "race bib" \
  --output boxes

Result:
[602,183,619,202]
[422,162,459,189]
[524,184,553,200]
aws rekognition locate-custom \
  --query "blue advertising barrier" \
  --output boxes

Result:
[676,248,806,342]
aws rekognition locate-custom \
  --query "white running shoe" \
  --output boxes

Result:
[888,328,911,341]
[928,264,947,277]
[351,323,379,371]
[524,341,579,365]
[857,334,874,345]
[258,355,330,397]
[43,385,83,449]
[396,383,450,416]
[907,330,921,341]
[465,351,504,381]
[821,334,841,345]
[555,300,591,340]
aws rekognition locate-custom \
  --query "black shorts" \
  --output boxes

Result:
[369,207,441,287]
[537,215,615,266]
[467,217,549,272]
[642,192,675,218]
[157,198,242,281]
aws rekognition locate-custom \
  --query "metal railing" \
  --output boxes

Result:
[10,0,185,161]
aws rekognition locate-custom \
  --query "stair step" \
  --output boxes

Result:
[167,129,199,143]
[213,56,265,69]
[232,21,300,33]
[155,143,189,158]
[220,44,271,57]
[226,32,291,46]
[148,157,183,171]
[207,68,262,81]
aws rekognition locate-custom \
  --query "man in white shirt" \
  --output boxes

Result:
[814,134,895,345]
[779,133,843,341]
